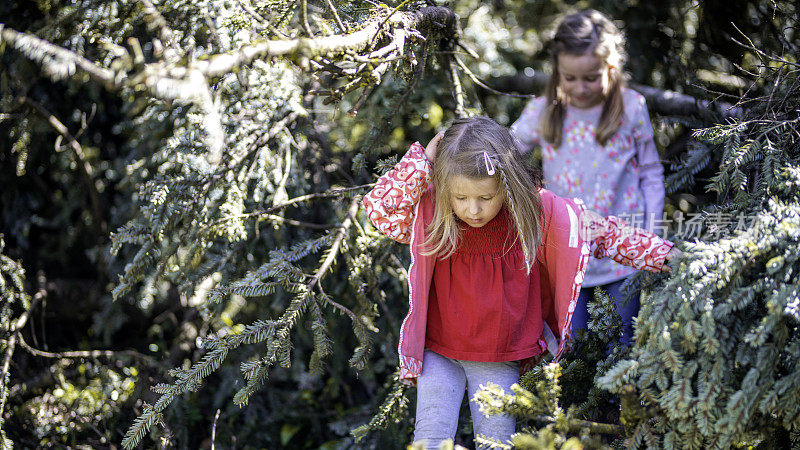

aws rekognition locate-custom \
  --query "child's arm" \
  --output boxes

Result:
[581,211,678,272]
[510,99,543,154]
[363,142,433,244]
[631,94,666,230]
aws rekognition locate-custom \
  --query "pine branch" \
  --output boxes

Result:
[351,373,410,442]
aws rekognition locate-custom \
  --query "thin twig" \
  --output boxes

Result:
[457,41,480,59]
[316,283,359,322]
[211,409,221,450]
[1,282,46,420]
[263,214,337,230]
[237,0,288,38]
[23,97,106,235]
[322,0,348,33]
[309,197,360,285]
[300,0,313,36]
[18,334,161,367]
[447,54,466,117]
[348,86,375,117]
[369,0,411,49]
[237,0,265,23]
[454,56,535,99]
[205,184,373,230]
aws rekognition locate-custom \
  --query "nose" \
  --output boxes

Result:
[468,200,481,216]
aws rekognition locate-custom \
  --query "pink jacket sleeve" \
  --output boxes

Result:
[630,93,665,230]
[362,142,432,243]
[582,212,674,272]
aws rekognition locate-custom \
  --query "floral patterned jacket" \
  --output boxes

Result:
[363,143,673,383]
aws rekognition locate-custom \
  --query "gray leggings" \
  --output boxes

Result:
[413,349,519,449]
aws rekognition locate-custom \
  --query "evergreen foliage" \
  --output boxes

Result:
[2,0,799,448]
[0,237,29,450]
[596,51,800,447]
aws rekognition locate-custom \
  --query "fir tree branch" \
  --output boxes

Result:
[527,415,624,435]
[316,283,359,324]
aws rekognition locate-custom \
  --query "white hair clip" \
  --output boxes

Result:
[483,151,496,176]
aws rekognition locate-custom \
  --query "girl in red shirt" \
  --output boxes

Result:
[363,116,678,449]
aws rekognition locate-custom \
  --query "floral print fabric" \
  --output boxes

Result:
[511,88,665,287]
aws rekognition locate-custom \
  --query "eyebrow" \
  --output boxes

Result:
[562,70,602,76]
[451,190,500,197]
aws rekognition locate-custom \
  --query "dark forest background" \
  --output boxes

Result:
[1,0,799,448]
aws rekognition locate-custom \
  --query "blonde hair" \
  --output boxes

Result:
[423,117,544,270]
[540,9,626,147]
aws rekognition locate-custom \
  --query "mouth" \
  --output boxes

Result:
[467,218,483,224]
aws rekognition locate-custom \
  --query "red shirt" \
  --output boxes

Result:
[425,207,547,362]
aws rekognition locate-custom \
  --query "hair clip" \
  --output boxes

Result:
[483,151,496,176]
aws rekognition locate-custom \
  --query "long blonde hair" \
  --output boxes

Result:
[540,9,626,147]
[423,117,544,270]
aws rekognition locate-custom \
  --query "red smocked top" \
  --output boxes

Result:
[425,207,548,362]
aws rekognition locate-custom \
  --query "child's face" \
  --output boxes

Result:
[449,176,504,228]
[557,52,609,109]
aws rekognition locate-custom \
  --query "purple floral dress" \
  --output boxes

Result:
[511,88,665,287]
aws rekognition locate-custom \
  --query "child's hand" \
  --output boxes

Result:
[660,246,683,273]
[424,131,445,162]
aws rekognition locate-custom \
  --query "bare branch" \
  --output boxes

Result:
[203,184,373,233]
[0,25,117,88]
[263,214,337,230]
[1,278,46,420]
[299,0,314,36]
[191,6,456,77]
[322,0,348,33]
[311,197,360,284]
[455,56,535,99]
[22,97,106,235]
[17,334,160,367]
[447,54,466,117]
[490,72,742,120]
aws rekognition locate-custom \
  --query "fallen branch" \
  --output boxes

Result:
[489,72,742,120]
